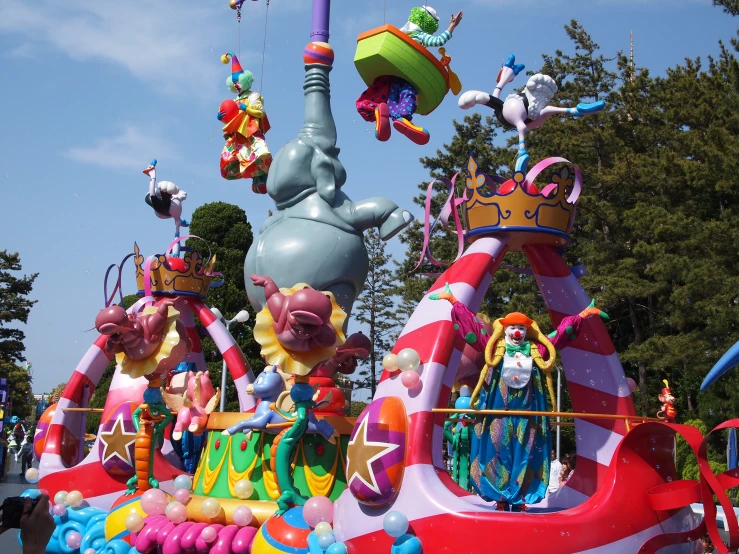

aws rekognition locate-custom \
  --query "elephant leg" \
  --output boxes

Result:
[335,197,414,241]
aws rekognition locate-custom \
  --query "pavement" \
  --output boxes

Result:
[0,456,38,553]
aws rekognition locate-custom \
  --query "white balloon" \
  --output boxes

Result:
[396,348,421,372]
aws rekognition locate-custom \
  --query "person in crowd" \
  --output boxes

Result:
[20,432,34,476]
[548,449,562,495]
[0,495,54,554]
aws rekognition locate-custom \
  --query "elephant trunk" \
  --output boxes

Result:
[299,64,336,148]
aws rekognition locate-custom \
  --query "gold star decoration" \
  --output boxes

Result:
[99,413,137,467]
[346,414,399,494]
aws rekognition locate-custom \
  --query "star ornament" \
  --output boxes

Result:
[346,414,399,495]
[99,413,137,467]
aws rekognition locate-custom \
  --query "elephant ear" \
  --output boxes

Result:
[311,148,336,205]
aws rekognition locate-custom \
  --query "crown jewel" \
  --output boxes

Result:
[463,155,581,251]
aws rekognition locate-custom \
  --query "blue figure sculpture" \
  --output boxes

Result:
[245,60,414,320]
[221,366,334,440]
[701,340,739,391]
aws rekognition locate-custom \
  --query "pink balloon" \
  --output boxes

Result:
[303,495,334,528]
[626,377,637,393]
[401,370,420,389]
[201,526,218,543]
[66,531,82,549]
[141,488,169,516]
[174,488,190,504]
[232,505,253,527]
[168,503,188,524]
[52,504,67,517]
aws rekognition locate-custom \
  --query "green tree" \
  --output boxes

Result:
[353,229,398,397]
[187,202,261,412]
[0,251,38,419]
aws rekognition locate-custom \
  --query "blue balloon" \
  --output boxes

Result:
[383,511,409,538]
[391,534,423,554]
[326,543,348,554]
[317,533,336,550]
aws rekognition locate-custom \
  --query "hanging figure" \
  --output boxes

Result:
[218,52,272,194]
[433,287,607,511]
[356,7,463,145]
[143,160,189,250]
[458,54,606,173]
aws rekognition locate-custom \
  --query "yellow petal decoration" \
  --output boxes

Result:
[253,283,347,376]
[116,305,184,379]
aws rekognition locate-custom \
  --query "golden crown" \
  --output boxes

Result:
[463,156,580,251]
[133,243,218,299]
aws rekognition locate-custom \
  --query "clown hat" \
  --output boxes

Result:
[422,6,439,20]
[221,52,244,83]
[499,312,534,328]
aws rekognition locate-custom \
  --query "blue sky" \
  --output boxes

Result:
[0,0,736,394]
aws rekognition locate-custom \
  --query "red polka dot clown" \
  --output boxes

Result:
[356,6,463,145]
[218,53,273,194]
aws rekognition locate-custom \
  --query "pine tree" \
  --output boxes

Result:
[0,251,38,419]
[353,229,399,397]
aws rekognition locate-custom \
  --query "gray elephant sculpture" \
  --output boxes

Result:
[245,62,413,320]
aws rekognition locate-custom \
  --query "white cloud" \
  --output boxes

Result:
[0,0,261,98]
[5,42,35,59]
[65,124,176,170]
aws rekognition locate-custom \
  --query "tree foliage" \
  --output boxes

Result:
[187,202,261,412]
[353,229,399,396]
[0,251,38,419]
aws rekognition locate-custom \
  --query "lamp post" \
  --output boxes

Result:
[210,308,250,412]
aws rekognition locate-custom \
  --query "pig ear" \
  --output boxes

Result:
[204,371,210,378]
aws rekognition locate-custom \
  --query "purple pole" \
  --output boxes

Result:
[310,0,330,43]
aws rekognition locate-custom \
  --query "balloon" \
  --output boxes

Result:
[233,479,254,500]
[232,505,253,527]
[84,549,97,554]
[168,503,188,524]
[401,370,420,389]
[201,526,218,543]
[200,498,221,518]
[166,501,179,516]
[382,353,398,371]
[626,377,637,393]
[24,468,39,483]
[174,488,190,504]
[141,488,169,516]
[125,513,145,533]
[54,491,68,506]
[303,495,334,528]
[174,475,193,491]
[66,531,82,549]
[393,534,423,554]
[396,348,421,372]
[326,544,349,554]
[383,511,409,538]
[318,533,336,550]
[314,522,333,536]
[52,504,67,517]
[66,490,84,508]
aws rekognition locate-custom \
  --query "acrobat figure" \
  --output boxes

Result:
[218,53,272,194]
[356,7,463,145]
[143,160,188,248]
[458,55,606,173]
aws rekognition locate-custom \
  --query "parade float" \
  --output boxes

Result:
[22,1,739,553]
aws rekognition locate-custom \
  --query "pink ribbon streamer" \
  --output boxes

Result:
[412,174,466,275]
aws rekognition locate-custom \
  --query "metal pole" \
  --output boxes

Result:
[556,366,561,460]
[310,0,330,43]
[220,319,231,412]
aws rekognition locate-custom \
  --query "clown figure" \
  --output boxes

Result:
[434,287,607,510]
[218,53,272,194]
[356,7,463,145]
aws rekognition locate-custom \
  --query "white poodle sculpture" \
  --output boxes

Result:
[459,54,605,173]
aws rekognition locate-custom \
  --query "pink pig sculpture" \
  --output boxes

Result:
[162,370,220,440]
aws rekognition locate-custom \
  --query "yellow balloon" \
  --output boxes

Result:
[66,490,84,508]
[201,498,221,518]
[233,480,254,500]
[125,513,144,533]
[382,353,398,371]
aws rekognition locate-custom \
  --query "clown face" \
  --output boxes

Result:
[505,324,527,346]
